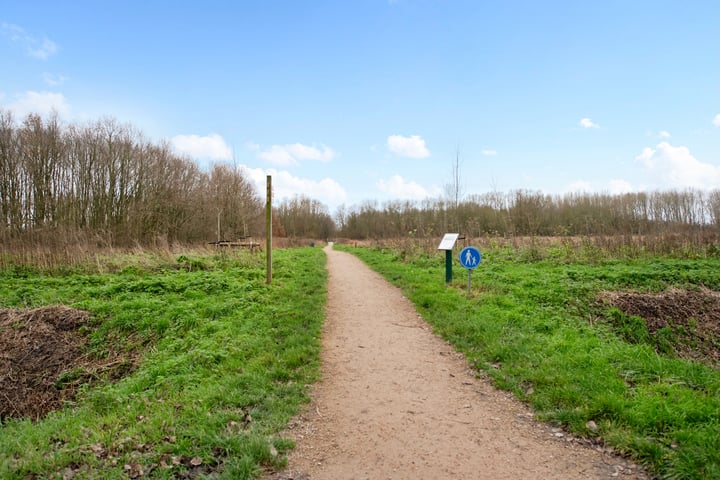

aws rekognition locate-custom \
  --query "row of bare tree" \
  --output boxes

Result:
[275,196,335,240]
[0,110,263,247]
[336,189,720,239]
[3,110,719,247]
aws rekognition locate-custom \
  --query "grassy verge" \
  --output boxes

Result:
[0,247,326,479]
[337,243,720,480]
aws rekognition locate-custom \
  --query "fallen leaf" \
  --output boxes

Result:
[123,461,144,478]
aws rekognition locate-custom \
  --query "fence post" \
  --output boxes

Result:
[266,175,272,285]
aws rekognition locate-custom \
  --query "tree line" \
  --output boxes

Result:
[335,189,720,239]
[3,110,719,247]
[0,110,264,247]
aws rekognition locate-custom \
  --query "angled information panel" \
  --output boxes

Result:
[437,233,459,250]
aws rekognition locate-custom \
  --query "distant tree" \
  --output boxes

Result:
[0,110,22,237]
[0,111,266,247]
[443,148,464,232]
[208,163,263,240]
[709,190,720,227]
[276,195,336,239]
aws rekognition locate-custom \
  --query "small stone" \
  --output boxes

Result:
[586,420,598,432]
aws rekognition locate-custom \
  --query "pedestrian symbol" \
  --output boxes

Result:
[459,246,481,270]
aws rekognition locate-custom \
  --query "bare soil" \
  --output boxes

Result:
[268,247,652,480]
[0,305,134,421]
[0,306,92,420]
[600,287,720,365]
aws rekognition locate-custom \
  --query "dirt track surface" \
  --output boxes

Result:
[270,247,650,480]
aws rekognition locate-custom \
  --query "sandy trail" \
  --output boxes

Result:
[269,246,649,479]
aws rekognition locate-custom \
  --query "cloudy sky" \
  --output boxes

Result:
[2,1,719,213]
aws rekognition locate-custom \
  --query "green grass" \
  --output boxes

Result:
[0,247,326,479]
[338,243,720,480]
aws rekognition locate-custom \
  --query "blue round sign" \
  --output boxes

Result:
[459,246,481,269]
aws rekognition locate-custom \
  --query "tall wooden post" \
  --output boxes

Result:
[266,175,272,284]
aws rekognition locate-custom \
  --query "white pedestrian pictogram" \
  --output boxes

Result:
[465,250,476,266]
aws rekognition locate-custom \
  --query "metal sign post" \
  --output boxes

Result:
[458,246,481,296]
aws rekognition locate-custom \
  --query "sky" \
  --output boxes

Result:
[2,1,719,214]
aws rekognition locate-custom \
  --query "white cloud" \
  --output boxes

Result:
[713,114,720,127]
[3,91,70,118]
[30,38,58,60]
[635,142,720,189]
[481,149,497,156]
[376,175,437,200]
[244,166,347,208]
[171,134,233,160]
[1,23,58,60]
[387,134,430,158]
[564,180,592,193]
[659,130,671,138]
[579,118,599,129]
[609,179,634,194]
[42,73,68,86]
[252,143,335,166]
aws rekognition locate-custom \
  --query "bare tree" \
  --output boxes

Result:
[443,147,464,232]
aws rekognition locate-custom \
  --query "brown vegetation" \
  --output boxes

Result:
[275,196,335,240]
[343,233,720,261]
[336,189,720,240]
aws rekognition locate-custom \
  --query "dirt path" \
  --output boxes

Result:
[270,247,650,479]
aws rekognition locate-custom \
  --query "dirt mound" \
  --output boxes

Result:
[1,306,96,421]
[601,287,720,364]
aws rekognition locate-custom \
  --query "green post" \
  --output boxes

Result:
[445,249,452,284]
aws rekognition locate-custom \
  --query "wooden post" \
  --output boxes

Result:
[266,175,272,284]
[217,209,221,243]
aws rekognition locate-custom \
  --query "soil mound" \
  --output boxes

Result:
[0,306,91,420]
[601,287,720,364]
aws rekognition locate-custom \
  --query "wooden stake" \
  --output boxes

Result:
[266,175,272,284]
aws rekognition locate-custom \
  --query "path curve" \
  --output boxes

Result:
[270,246,649,479]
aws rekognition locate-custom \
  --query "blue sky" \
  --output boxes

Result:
[2,1,719,214]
